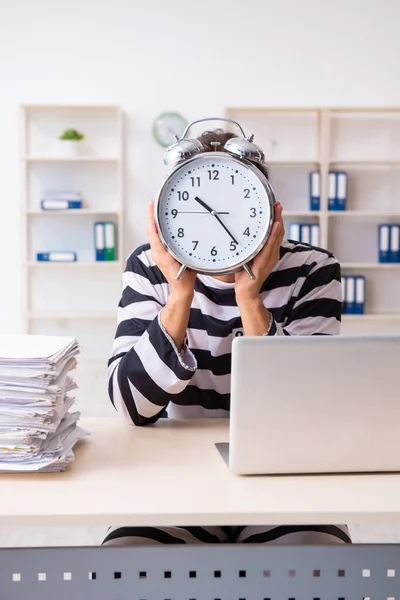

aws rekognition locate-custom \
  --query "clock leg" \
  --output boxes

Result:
[243,263,256,280]
[174,264,187,280]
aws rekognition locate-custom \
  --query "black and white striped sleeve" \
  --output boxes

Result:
[107,249,197,426]
[267,254,341,336]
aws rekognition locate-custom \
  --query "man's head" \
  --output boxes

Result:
[196,128,270,181]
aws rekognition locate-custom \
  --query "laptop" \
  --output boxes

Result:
[224,335,400,475]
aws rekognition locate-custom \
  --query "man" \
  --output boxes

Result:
[104,129,350,546]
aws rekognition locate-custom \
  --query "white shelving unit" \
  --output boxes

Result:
[227,107,400,335]
[21,105,124,416]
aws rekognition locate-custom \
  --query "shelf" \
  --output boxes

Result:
[342,314,400,321]
[23,156,120,163]
[23,104,120,111]
[26,311,116,320]
[226,107,400,335]
[329,161,400,168]
[26,209,120,216]
[267,161,320,166]
[26,261,122,268]
[284,210,321,217]
[330,110,400,118]
[328,211,400,217]
[341,262,400,269]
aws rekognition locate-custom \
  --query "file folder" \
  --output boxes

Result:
[378,224,390,263]
[104,222,116,261]
[390,225,400,263]
[309,171,320,211]
[355,276,365,315]
[341,276,346,314]
[36,252,77,262]
[41,199,82,210]
[345,276,356,314]
[300,224,311,244]
[311,224,320,247]
[288,223,301,242]
[336,172,347,211]
[94,222,105,261]
[328,172,337,211]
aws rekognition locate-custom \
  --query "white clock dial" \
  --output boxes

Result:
[156,152,275,274]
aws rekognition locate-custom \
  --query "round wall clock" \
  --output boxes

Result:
[153,112,188,148]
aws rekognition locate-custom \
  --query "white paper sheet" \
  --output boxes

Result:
[0,334,87,472]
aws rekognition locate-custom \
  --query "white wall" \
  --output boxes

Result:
[1,0,400,333]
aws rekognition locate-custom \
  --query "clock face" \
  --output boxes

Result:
[156,152,275,274]
[153,112,188,148]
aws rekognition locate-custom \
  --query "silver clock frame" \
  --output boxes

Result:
[155,151,276,278]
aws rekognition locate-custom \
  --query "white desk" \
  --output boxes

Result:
[1,417,400,526]
[2,418,400,599]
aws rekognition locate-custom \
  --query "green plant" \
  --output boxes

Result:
[59,128,85,141]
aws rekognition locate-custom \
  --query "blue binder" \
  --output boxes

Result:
[345,276,356,314]
[288,222,301,242]
[378,224,391,263]
[300,224,311,245]
[328,171,337,211]
[335,172,347,211]
[355,276,365,315]
[41,199,82,210]
[310,224,320,247]
[309,171,320,211]
[341,276,347,314]
[37,252,77,262]
[390,225,400,262]
[94,222,105,261]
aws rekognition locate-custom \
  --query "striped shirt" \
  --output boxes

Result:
[108,240,341,425]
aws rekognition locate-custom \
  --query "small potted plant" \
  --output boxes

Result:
[59,128,85,157]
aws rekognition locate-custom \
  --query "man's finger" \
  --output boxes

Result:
[269,217,283,244]
[147,202,166,252]
[273,202,283,223]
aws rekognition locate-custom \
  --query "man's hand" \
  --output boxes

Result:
[234,202,284,302]
[147,201,197,302]
[234,202,284,336]
[147,201,196,350]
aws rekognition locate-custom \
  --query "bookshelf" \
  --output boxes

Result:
[227,107,400,335]
[21,105,124,416]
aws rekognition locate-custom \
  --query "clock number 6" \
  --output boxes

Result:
[211,246,218,256]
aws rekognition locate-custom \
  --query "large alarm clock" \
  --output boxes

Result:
[155,118,276,280]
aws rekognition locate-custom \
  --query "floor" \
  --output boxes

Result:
[1,525,400,547]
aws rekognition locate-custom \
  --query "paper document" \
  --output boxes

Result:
[0,334,88,472]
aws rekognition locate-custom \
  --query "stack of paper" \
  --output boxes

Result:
[0,334,88,472]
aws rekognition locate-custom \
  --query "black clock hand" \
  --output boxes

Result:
[214,214,239,245]
[194,196,214,213]
[194,196,239,245]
